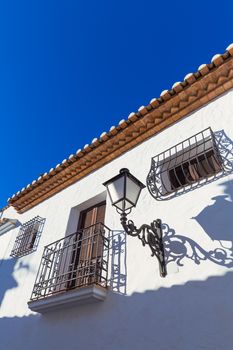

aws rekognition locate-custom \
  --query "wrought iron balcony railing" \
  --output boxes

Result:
[30,222,110,301]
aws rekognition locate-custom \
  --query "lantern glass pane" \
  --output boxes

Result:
[114,199,124,211]
[124,199,134,210]
[126,177,142,206]
[114,199,133,211]
[107,176,124,204]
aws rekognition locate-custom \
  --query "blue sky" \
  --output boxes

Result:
[1,0,233,208]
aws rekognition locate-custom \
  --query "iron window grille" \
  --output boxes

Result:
[30,222,110,301]
[147,128,224,200]
[10,216,45,258]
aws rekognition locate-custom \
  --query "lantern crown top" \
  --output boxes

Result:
[120,168,129,174]
[103,168,145,189]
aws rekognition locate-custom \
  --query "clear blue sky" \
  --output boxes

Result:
[1,0,233,208]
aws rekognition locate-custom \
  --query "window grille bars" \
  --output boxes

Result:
[30,222,110,301]
[147,128,224,200]
[10,216,45,258]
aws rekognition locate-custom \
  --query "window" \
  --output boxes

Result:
[147,128,223,200]
[168,149,221,190]
[10,216,45,258]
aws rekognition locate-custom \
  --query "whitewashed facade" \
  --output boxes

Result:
[1,47,233,350]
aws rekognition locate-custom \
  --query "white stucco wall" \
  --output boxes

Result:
[1,89,233,349]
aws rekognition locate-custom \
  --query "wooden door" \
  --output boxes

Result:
[68,202,106,289]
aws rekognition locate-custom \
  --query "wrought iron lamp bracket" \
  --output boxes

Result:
[120,211,167,277]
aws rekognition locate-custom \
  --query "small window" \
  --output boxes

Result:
[147,128,223,199]
[10,216,45,258]
[168,149,221,191]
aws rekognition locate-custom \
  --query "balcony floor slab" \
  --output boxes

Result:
[28,284,108,313]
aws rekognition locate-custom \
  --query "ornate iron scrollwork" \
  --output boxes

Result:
[147,127,224,201]
[120,212,166,277]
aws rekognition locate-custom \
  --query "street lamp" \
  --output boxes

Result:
[103,168,166,277]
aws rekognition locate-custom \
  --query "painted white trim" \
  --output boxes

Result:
[27,285,108,313]
[0,219,18,235]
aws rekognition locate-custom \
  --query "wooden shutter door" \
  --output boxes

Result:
[79,208,95,262]
[92,203,106,260]
[71,202,106,288]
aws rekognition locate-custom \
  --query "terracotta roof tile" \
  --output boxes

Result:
[7,43,233,213]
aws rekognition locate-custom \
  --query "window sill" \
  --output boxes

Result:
[28,284,108,313]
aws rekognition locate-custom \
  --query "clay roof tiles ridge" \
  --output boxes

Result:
[6,43,233,213]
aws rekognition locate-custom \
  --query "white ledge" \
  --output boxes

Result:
[28,285,108,313]
[0,219,19,235]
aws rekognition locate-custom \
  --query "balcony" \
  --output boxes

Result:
[28,222,110,313]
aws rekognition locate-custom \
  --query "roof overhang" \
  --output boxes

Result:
[8,46,233,213]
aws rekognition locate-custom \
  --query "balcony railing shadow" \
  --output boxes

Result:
[109,230,127,295]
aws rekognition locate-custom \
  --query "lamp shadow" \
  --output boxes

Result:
[193,180,233,243]
[163,223,233,268]
[163,180,233,268]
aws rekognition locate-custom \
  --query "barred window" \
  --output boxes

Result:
[168,149,221,190]
[10,216,45,258]
[147,128,224,200]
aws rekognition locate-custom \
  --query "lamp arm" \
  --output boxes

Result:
[120,212,167,277]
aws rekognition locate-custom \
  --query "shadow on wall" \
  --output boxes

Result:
[1,271,233,350]
[109,230,127,295]
[0,259,29,307]
[163,179,233,269]
[0,259,18,306]
[193,179,233,243]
